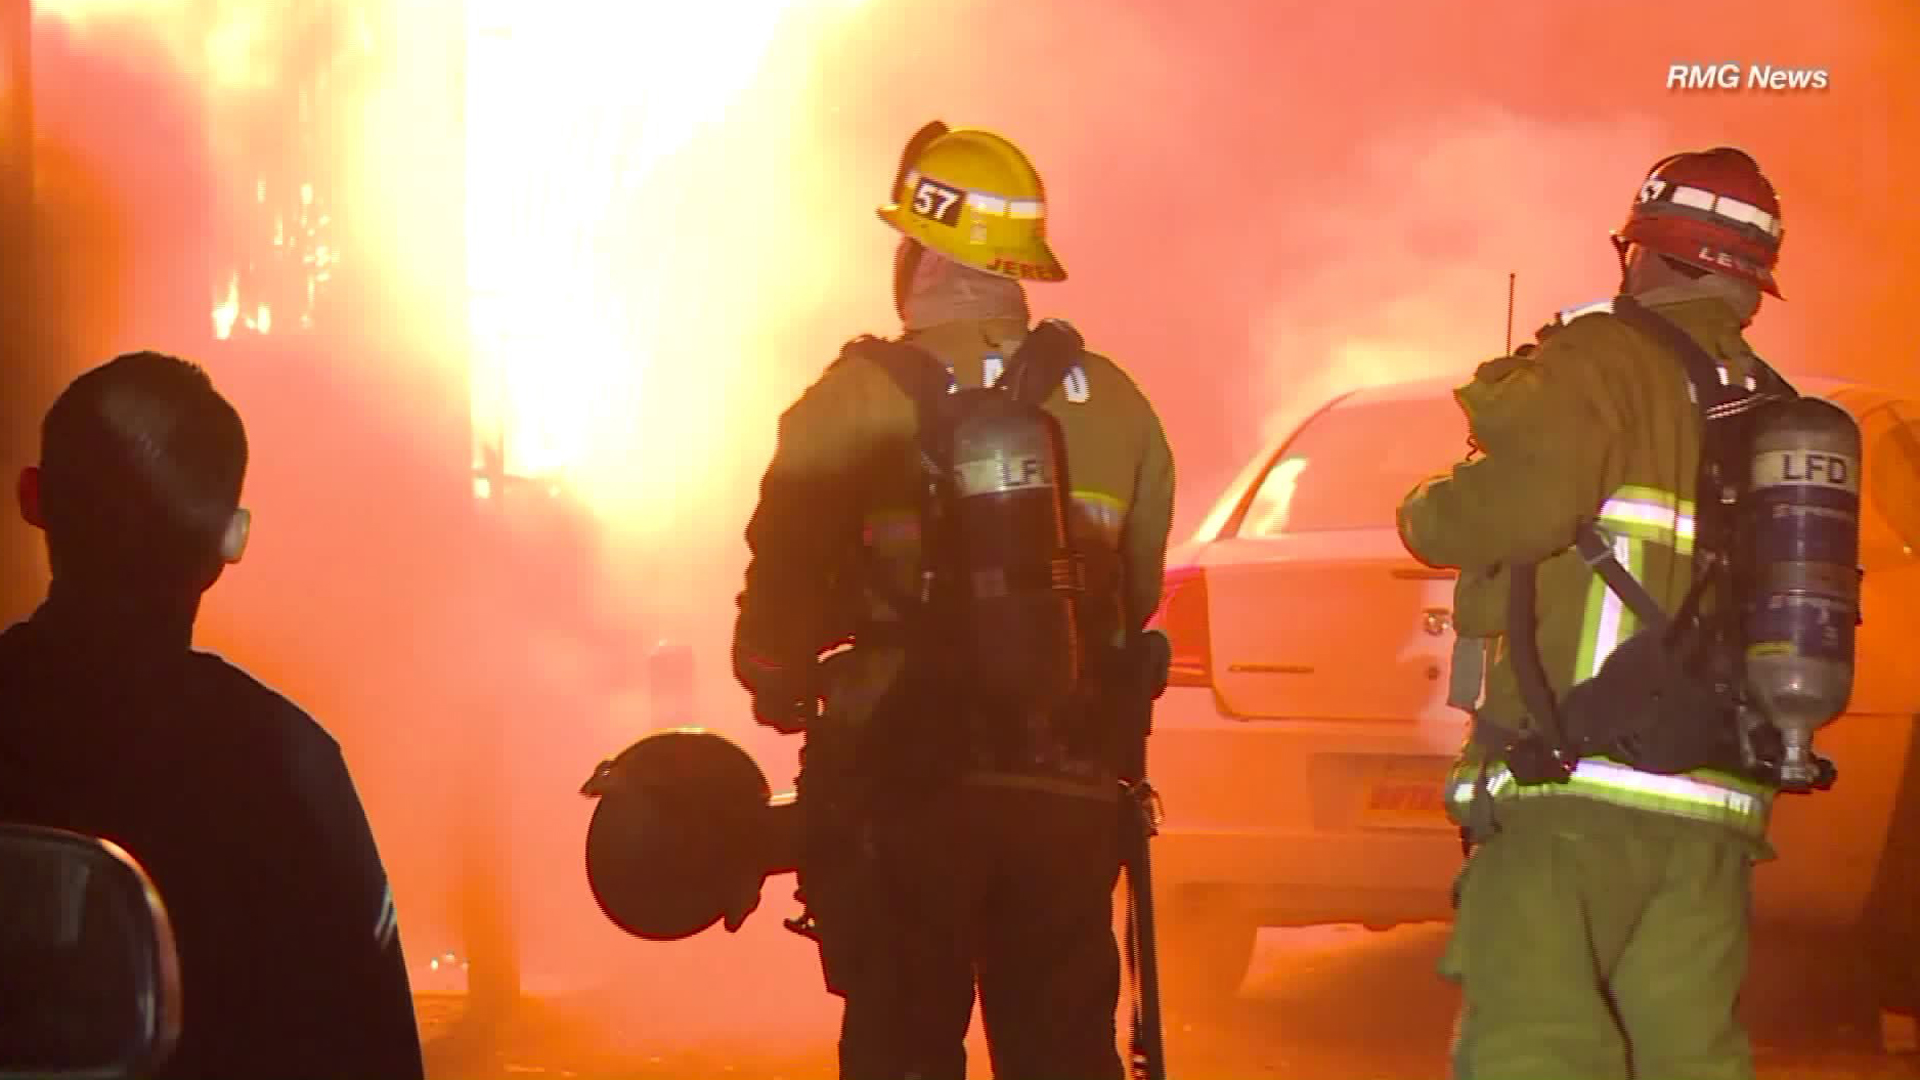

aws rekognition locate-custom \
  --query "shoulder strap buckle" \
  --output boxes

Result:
[1575,522,1670,630]
[1576,524,1616,567]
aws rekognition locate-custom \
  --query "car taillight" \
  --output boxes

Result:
[1147,566,1212,687]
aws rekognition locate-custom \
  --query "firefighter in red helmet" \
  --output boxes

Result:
[1615,146,1785,300]
[1400,146,1794,1079]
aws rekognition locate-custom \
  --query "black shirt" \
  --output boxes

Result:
[0,584,424,1079]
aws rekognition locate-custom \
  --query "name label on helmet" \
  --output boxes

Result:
[1697,245,1766,276]
[986,257,1064,281]
[911,178,966,227]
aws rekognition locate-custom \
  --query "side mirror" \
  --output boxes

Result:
[0,824,182,1080]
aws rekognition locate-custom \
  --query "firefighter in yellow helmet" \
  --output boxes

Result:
[1399,147,1794,1079]
[732,122,1175,1079]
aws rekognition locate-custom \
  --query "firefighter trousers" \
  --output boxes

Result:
[837,777,1124,1080]
[1442,796,1759,1080]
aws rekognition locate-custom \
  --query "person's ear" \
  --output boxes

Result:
[17,467,44,530]
[219,507,250,564]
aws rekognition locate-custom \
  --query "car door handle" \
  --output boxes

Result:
[1227,662,1315,675]
[1423,609,1453,636]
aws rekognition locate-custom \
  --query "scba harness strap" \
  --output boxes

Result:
[846,319,1089,643]
[1498,295,1798,791]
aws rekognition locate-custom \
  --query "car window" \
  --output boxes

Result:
[1830,388,1920,566]
[1236,395,1470,536]
[1231,385,1920,553]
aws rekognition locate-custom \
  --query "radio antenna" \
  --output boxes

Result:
[1505,272,1517,355]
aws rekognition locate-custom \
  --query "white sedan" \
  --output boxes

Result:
[1144,372,1920,1001]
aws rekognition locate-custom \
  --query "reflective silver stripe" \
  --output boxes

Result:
[1447,759,1768,835]
[1598,496,1697,545]
[1500,760,1761,816]
[965,192,1045,219]
[1587,531,1634,677]
[1589,491,1697,549]
[901,171,1045,220]
[374,884,399,950]
[968,192,1008,215]
[1577,487,1691,677]
[1670,184,1782,238]
[1557,298,1614,324]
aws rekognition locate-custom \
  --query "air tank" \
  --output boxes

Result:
[1743,396,1863,791]
[945,388,1082,709]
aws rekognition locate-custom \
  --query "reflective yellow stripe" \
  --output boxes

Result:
[1574,532,1644,679]
[1494,482,1763,835]
[1447,758,1771,838]
[1071,490,1125,513]
[1575,565,1607,682]
[1069,490,1127,546]
[1577,484,1692,677]
[1585,533,1645,678]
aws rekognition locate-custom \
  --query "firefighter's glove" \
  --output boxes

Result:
[737,651,818,735]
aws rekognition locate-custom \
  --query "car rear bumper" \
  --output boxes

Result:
[1149,685,1465,927]
[1148,688,1918,934]
[1154,824,1460,927]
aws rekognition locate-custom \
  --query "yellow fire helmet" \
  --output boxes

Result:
[877,122,1066,283]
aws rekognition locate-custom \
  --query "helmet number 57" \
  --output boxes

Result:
[912,179,965,226]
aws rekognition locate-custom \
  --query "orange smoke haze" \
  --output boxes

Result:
[4,0,1915,1061]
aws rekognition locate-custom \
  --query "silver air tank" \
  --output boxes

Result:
[1744,396,1863,791]
[947,389,1082,709]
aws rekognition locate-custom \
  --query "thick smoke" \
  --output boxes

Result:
[7,0,1915,1069]
[787,0,1918,531]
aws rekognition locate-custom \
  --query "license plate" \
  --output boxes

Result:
[1361,781,1450,827]
[1360,763,1453,829]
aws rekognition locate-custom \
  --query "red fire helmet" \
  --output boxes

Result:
[1615,146,1785,298]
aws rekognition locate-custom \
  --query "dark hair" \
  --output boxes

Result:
[37,351,248,588]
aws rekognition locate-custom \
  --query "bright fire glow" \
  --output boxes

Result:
[464,0,813,483]
[31,0,321,91]
[38,1,360,341]
[39,0,872,560]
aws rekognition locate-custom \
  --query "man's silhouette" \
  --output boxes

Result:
[0,351,424,1078]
